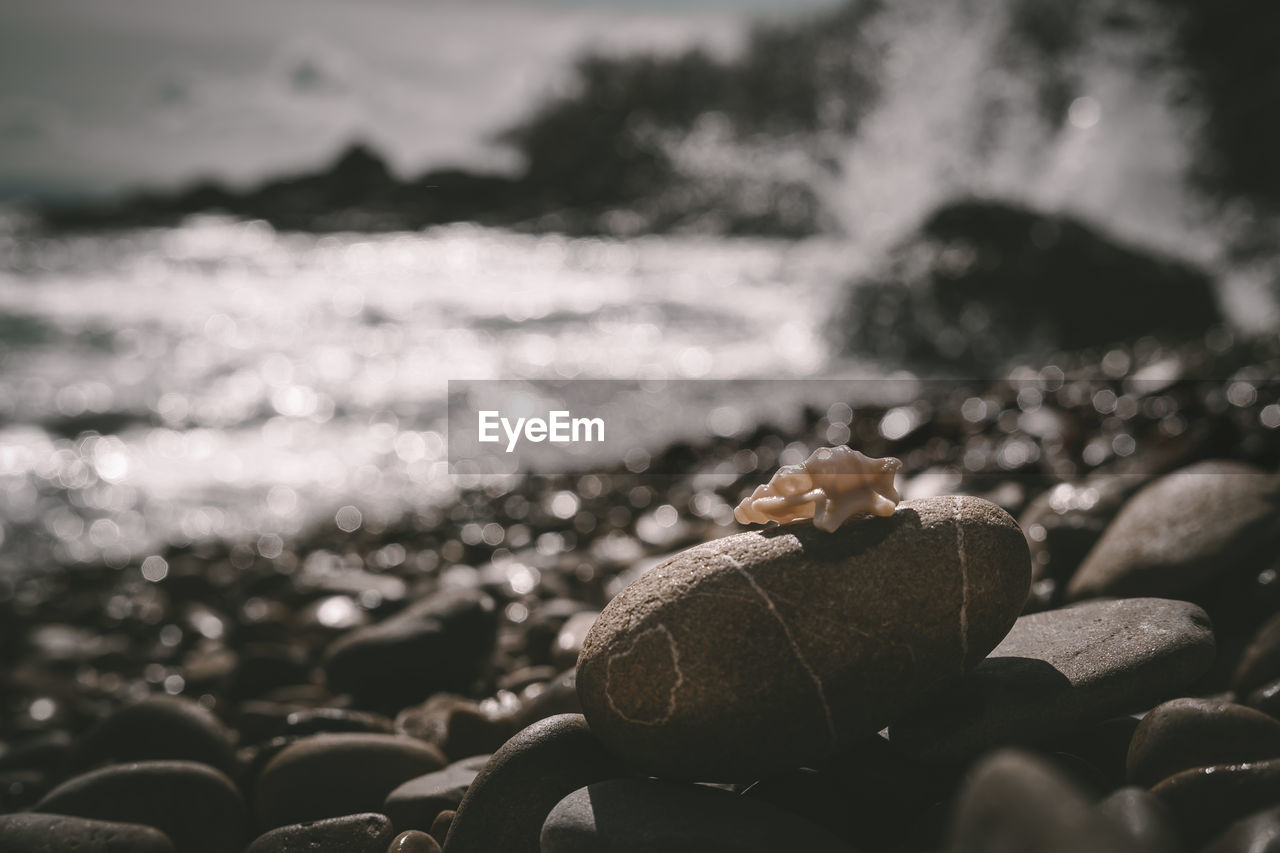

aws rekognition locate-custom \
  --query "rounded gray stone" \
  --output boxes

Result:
[890,598,1216,762]
[1203,804,1280,853]
[540,778,854,852]
[71,695,237,777]
[578,496,1030,780]
[1067,461,1280,601]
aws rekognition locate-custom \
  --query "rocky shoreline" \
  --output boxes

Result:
[2,333,1279,851]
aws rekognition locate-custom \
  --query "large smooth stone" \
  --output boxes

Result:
[255,733,447,829]
[71,695,237,777]
[1067,461,1280,600]
[890,598,1216,762]
[442,715,626,853]
[540,778,854,853]
[0,813,175,853]
[578,496,1030,780]
[34,760,246,853]
[1127,697,1280,787]
[323,588,498,709]
[246,813,395,853]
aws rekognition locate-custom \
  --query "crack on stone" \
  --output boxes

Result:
[604,623,684,726]
[713,547,838,746]
[954,495,970,667]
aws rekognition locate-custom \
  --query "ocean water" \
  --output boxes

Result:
[0,218,858,573]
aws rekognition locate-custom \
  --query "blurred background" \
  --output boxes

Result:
[1,0,1278,578]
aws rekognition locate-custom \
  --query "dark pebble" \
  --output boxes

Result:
[255,733,446,829]
[383,761,480,832]
[71,695,237,777]
[891,598,1216,762]
[1097,787,1185,853]
[1203,804,1280,853]
[34,759,247,853]
[1127,697,1280,787]
[442,714,626,853]
[0,812,175,853]
[246,812,395,853]
[389,829,443,853]
[1235,612,1280,696]
[1152,758,1280,845]
[540,777,854,852]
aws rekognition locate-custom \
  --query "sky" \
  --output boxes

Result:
[0,0,844,200]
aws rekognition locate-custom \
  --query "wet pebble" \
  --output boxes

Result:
[0,812,175,853]
[246,813,395,853]
[255,733,446,829]
[1126,697,1280,787]
[442,714,626,853]
[1152,758,1280,845]
[34,759,247,853]
[389,829,443,853]
[383,761,481,832]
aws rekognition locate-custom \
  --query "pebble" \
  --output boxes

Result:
[540,777,855,853]
[0,812,176,853]
[383,761,481,832]
[246,813,395,853]
[578,496,1030,780]
[282,708,396,737]
[323,588,498,709]
[430,810,455,846]
[1127,697,1280,787]
[1019,475,1135,595]
[1152,757,1280,845]
[255,733,447,829]
[70,695,238,777]
[442,714,626,853]
[948,749,1131,853]
[34,759,246,853]
[1235,611,1280,696]
[1203,805,1280,853]
[1067,461,1280,600]
[551,611,599,670]
[395,694,517,761]
[1097,787,1185,853]
[890,598,1216,762]
[389,829,443,853]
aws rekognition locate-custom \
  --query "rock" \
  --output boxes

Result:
[323,589,498,709]
[383,761,480,832]
[71,695,238,777]
[282,708,395,737]
[1097,787,1185,853]
[390,829,443,853]
[1235,611,1280,696]
[1019,476,1137,598]
[1203,805,1280,853]
[255,733,447,829]
[395,694,518,761]
[1127,697,1280,787]
[34,760,246,853]
[1067,461,1280,601]
[890,598,1216,762]
[838,199,1221,368]
[246,813,395,853]
[540,778,854,853]
[551,611,599,670]
[430,810,455,845]
[1152,758,1280,845]
[948,749,1131,853]
[0,813,175,853]
[1045,716,1140,792]
[442,714,626,853]
[578,496,1030,780]
[1246,678,1280,719]
[515,669,581,727]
